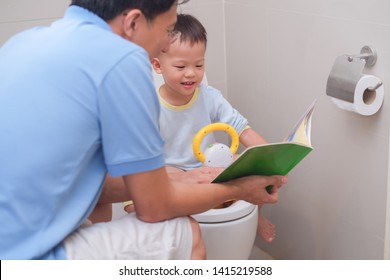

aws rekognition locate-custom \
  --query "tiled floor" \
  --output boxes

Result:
[249,246,274,260]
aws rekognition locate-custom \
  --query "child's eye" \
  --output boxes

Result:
[196,65,204,68]
[175,66,185,69]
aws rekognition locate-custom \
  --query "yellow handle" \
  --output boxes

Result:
[193,123,239,163]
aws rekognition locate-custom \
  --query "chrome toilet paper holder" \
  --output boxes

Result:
[326,45,382,102]
[347,45,377,67]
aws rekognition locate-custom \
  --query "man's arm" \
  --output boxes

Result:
[122,167,286,223]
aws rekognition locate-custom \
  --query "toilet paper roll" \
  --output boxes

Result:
[331,74,384,116]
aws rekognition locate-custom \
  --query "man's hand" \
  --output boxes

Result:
[227,175,288,205]
[168,166,223,184]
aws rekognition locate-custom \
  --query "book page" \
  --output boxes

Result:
[284,100,316,147]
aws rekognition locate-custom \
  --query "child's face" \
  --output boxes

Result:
[158,39,206,100]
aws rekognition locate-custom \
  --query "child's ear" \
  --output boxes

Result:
[152,58,162,74]
[122,9,142,39]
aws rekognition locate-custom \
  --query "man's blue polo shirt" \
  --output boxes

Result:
[0,6,165,259]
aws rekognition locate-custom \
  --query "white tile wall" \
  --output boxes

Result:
[223,0,390,259]
[0,0,69,23]
[0,0,70,44]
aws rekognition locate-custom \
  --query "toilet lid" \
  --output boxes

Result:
[191,200,256,223]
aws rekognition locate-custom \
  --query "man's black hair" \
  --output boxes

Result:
[71,0,190,21]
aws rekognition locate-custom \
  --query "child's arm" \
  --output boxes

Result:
[239,127,268,147]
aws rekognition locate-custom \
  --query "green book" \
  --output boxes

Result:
[212,100,316,183]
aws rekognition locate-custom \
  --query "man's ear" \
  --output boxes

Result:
[122,9,143,39]
[152,58,163,74]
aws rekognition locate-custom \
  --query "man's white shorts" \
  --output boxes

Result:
[63,213,192,259]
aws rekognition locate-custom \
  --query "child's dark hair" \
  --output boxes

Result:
[174,14,207,47]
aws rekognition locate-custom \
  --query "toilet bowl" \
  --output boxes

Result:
[191,201,258,260]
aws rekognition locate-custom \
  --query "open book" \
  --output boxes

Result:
[212,100,316,184]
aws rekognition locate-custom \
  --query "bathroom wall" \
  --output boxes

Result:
[2,0,389,260]
[222,0,390,259]
[0,1,69,44]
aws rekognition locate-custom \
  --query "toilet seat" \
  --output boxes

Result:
[191,200,256,223]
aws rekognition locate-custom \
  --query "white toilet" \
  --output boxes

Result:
[112,200,258,260]
[191,201,258,260]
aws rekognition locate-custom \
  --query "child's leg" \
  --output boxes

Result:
[256,205,275,243]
